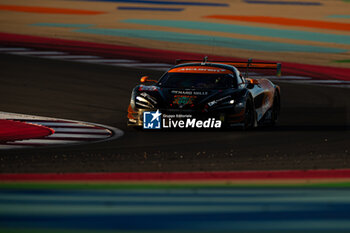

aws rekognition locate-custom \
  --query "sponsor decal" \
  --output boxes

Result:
[173,95,196,108]
[138,85,158,91]
[143,110,222,129]
[207,95,232,106]
[180,68,225,72]
[169,66,232,74]
[171,90,208,95]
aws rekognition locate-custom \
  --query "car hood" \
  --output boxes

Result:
[135,85,241,110]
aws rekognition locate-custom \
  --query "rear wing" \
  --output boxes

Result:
[175,58,282,77]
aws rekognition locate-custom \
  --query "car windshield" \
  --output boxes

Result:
[158,73,236,89]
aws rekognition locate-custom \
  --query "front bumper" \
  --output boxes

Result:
[127,105,245,127]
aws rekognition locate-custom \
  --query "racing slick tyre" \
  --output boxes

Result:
[262,93,280,127]
[242,98,255,130]
[271,93,281,126]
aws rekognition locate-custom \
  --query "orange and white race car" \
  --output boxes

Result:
[128,58,281,129]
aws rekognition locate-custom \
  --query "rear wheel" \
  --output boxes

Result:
[273,94,280,124]
[264,93,280,126]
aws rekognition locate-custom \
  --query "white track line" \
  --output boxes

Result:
[76,59,137,63]
[5,139,80,145]
[48,133,108,139]
[283,80,350,84]
[0,145,29,149]
[254,76,311,80]
[332,85,350,88]
[24,122,94,127]
[0,47,30,51]
[295,80,350,84]
[44,55,101,59]
[8,51,67,55]
[51,128,110,133]
[114,63,171,67]
[151,67,169,71]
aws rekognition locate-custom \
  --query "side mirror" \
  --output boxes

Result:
[246,78,259,88]
[246,78,259,85]
[140,76,157,83]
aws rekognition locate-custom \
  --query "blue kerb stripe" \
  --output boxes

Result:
[244,0,322,5]
[4,199,350,209]
[31,23,94,28]
[118,6,184,11]
[84,0,229,6]
[122,19,350,45]
[74,28,346,53]
[2,189,350,231]
[2,213,350,231]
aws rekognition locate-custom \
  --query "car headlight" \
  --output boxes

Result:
[135,92,158,109]
[135,96,154,109]
[208,97,235,107]
[136,96,149,104]
[235,102,244,107]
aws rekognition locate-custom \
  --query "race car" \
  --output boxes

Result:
[127,58,281,129]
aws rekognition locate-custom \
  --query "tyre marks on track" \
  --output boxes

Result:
[0,46,171,71]
[0,46,349,88]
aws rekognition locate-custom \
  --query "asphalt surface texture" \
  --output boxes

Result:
[0,54,349,173]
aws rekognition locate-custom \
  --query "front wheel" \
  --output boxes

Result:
[242,99,255,130]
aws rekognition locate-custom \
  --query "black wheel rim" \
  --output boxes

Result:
[245,103,253,128]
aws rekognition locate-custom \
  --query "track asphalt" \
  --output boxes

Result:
[0,53,349,173]
[1,1,350,231]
